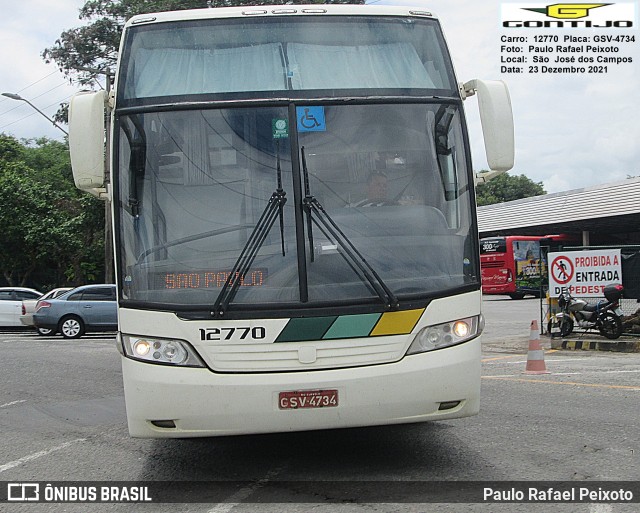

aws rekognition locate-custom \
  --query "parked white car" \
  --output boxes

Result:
[0,287,42,327]
[21,287,73,335]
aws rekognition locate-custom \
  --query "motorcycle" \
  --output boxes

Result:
[548,283,624,340]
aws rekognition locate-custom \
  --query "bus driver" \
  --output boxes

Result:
[352,171,398,207]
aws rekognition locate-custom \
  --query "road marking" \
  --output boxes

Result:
[483,376,640,390]
[207,467,283,513]
[482,355,522,362]
[590,505,613,513]
[0,438,86,473]
[0,400,26,408]
[207,484,259,513]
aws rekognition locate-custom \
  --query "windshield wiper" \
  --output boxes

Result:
[212,147,287,317]
[301,147,399,310]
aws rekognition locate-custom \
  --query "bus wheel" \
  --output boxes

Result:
[509,293,525,300]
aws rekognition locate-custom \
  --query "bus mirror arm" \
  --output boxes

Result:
[461,80,515,182]
[475,169,504,185]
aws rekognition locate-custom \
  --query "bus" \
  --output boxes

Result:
[480,235,572,299]
[68,5,514,438]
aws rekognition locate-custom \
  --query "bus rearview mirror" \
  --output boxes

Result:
[69,90,107,197]
[463,79,515,174]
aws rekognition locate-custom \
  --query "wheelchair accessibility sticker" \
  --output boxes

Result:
[297,106,326,132]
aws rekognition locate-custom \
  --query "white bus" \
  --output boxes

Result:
[69,4,514,438]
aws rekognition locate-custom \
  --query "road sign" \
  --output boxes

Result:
[548,249,621,297]
[550,255,574,285]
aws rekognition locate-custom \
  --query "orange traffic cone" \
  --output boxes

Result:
[525,320,550,375]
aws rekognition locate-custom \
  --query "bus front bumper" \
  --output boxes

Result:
[122,338,481,438]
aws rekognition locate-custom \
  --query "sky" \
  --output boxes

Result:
[0,0,638,194]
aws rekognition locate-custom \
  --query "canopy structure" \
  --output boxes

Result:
[478,177,640,244]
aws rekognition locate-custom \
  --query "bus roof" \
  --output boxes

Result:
[126,4,438,28]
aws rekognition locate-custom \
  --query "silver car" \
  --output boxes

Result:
[33,285,117,339]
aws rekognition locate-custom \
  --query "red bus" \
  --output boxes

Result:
[480,235,574,299]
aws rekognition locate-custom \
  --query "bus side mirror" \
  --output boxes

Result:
[69,90,107,198]
[462,79,515,174]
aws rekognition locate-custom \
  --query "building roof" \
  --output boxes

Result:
[477,177,640,237]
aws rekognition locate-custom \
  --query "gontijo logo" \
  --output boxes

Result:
[502,2,635,27]
[523,3,609,19]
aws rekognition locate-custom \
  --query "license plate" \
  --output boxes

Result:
[278,389,338,410]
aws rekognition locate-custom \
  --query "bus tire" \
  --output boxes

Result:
[509,293,525,300]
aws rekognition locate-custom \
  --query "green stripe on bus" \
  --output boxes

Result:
[323,313,381,339]
[275,316,337,342]
[275,310,423,343]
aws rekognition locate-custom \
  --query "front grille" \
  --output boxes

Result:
[201,336,409,372]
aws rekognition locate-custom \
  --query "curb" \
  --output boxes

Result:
[549,337,640,352]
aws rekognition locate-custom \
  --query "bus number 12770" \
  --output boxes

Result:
[200,327,267,341]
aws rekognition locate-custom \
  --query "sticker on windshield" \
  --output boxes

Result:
[297,106,326,132]
[272,118,289,139]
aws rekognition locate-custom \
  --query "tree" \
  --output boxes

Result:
[21,137,74,190]
[0,135,25,164]
[475,172,545,206]
[43,0,365,93]
[0,135,104,288]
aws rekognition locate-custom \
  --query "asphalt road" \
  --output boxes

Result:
[0,296,639,512]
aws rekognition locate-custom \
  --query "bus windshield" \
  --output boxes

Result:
[116,102,477,311]
[118,15,456,103]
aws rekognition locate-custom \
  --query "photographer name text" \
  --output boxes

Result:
[484,486,634,502]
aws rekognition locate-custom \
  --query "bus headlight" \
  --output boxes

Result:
[120,334,205,367]
[406,315,483,355]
